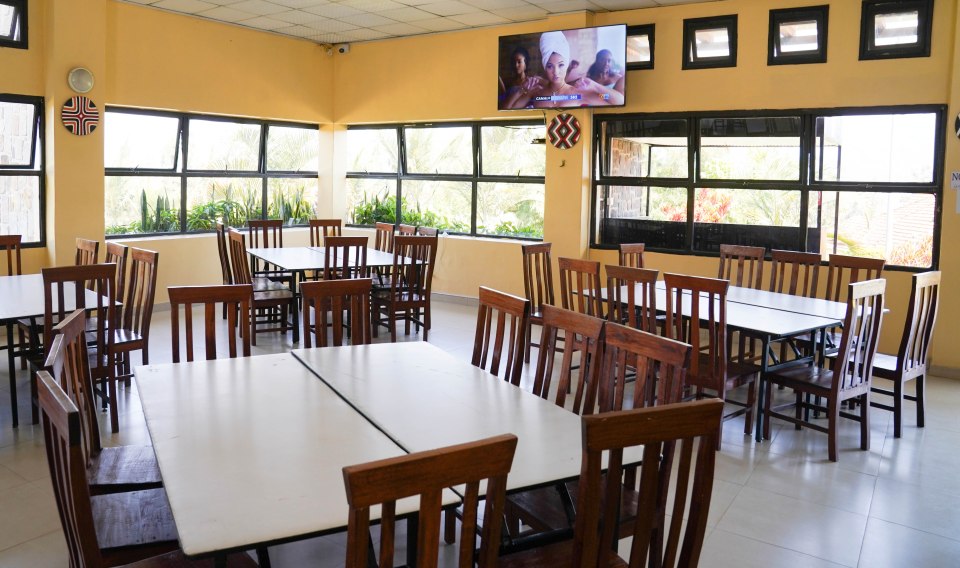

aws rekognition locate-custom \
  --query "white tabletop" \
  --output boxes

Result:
[247,246,403,271]
[135,353,412,557]
[0,274,104,322]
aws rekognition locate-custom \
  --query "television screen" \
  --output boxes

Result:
[498,24,627,110]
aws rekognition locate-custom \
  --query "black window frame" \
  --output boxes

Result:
[682,15,737,70]
[104,106,320,239]
[768,5,829,66]
[0,93,45,247]
[626,24,655,71]
[345,120,546,241]
[0,0,27,50]
[591,105,945,272]
[859,0,933,60]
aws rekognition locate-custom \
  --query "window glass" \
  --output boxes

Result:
[400,180,471,232]
[627,34,651,63]
[346,128,397,174]
[693,188,802,252]
[404,127,472,175]
[0,0,24,46]
[0,5,14,38]
[778,20,819,53]
[694,27,730,58]
[104,112,179,170]
[700,117,801,181]
[602,119,688,178]
[346,178,398,225]
[874,10,919,46]
[185,178,262,230]
[104,177,181,235]
[186,119,260,171]
[0,100,36,166]
[481,125,545,177]
[814,113,936,183]
[477,182,544,238]
[266,125,319,172]
[597,185,687,250]
[267,178,318,224]
[0,176,40,241]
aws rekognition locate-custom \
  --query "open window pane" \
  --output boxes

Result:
[400,180,471,232]
[346,178,397,225]
[104,112,179,170]
[0,5,14,39]
[699,117,801,181]
[0,0,25,48]
[186,119,260,171]
[812,191,935,268]
[814,113,936,183]
[683,15,737,69]
[0,175,39,241]
[626,24,654,70]
[695,28,730,58]
[769,5,828,65]
[860,0,932,60]
[601,119,688,178]
[0,100,36,167]
[185,178,261,229]
[346,128,397,174]
[477,182,544,238]
[779,20,819,52]
[693,188,802,252]
[404,127,472,175]
[481,125,545,177]
[874,10,919,46]
[105,177,181,235]
[266,125,319,172]
[267,178,318,224]
[597,185,687,249]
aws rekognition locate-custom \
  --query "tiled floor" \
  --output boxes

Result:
[1,296,958,567]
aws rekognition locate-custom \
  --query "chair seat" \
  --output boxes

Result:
[92,488,179,551]
[252,276,290,293]
[253,288,294,304]
[113,328,145,348]
[687,354,759,391]
[767,365,835,395]
[372,289,427,304]
[501,537,625,568]
[90,445,163,494]
[871,352,899,377]
[124,550,258,567]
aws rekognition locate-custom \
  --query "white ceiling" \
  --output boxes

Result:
[121,0,717,45]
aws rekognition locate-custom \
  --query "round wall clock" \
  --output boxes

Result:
[548,113,581,150]
[61,96,99,136]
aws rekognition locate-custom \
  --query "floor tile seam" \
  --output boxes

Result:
[706,481,745,528]
[707,527,851,568]
[0,528,63,556]
[735,484,874,524]
[864,508,960,545]
[854,475,881,565]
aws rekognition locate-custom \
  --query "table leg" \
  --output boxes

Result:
[6,322,17,428]
[755,334,772,442]
[406,514,418,567]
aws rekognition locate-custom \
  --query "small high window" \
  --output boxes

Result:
[626,24,655,70]
[768,5,829,65]
[0,0,27,49]
[683,15,737,70]
[859,0,933,60]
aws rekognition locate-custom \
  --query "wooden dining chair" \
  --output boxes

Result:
[872,271,940,438]
[308,218,342,246]
[521,242,555,363]
[111,248,159,384]
[396,223,416,236]
[0,234,22,275]
[323,235,369,280]
[769,249,821,297]
[75,237,100,266]
[663,273,758,448]
[301,278,372,348]
[247,218,285,278]
[1,234,31,372]
[558,257,604,319]
[472,287,530,387]
[168,284,253,363]
[228,228,298,345]
[717,244,765,289]
[763,279,886,461]
[824,254,884,302]
[618,242,645,268]
[605,264,659,332]
[105,242,130,306]
[416,226,438,237]
[374,221,395,253]
[343,434,518,568]
[500,400,723,568]
[372,235,437,342]
[532,304,605,414]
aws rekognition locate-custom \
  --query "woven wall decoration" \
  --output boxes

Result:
[547,113,581,150]
[61,96,99,136]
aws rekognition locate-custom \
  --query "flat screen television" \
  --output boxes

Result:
[498,24,627,111]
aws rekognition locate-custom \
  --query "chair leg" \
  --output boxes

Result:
[763,379,773,440]
[860,393,870,451]
[108,368,120,434]
[893,378,904,439]
[251,308,258,347]
[916,374,926,428]
[443,507,457,544]
[256,547,271,567]
[795,390,803,431]
[390,307,398,343]
[827,400,839,462]
[743,380,756,436]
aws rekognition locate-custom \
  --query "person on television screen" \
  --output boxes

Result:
[498,46,531,108]
[587,49,624,92]
[505,31,623,109]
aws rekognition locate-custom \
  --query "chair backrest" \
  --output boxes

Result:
[572,400,723,568]
[824,254,884,303]
[248,219,283,274]
[896,271,940,379]
[0,234,22,276]
[472,287,530,387]
[396,223,416,236]
[532,305,605,415]
[215,222,233,285]
[120,248,159,339]
[374,222,395,253]
[323,235,369,280]
[168,284,252,363]
[663,273,728,392]
[618,242,645,268]
[598,321,691,413]
[75,238,100,266]
[416,226,438,237]
[830,279,886,394]
[558,257,603,318]
[717,244,764,289]
[521,243,555,317]
[227,228,254,285]
[308,218,342,246]
[42,265,117,367]
[301,278,373,348]
[605,265,659,333]
[342,434,518,568]
[768,249,820,297]
[104,242,129,306]
[390,235,438,299]
[37,369,103,568]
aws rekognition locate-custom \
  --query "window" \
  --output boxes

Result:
[859,0,933,60]
[593,106,944,269]
[0,94,43,245]
[104,108,319,236]
[346,122,545,239]
[682,15,737,70]
[768,5,829,65]
[626,24,655,70]
[0,0,26,50]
